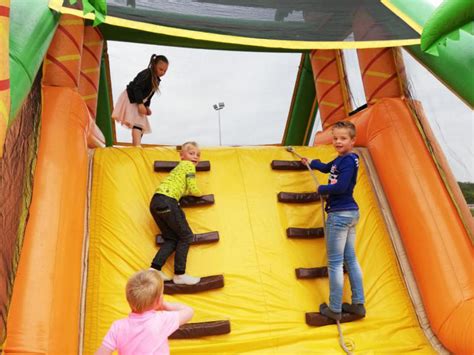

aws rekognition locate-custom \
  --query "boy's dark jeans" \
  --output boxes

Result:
[150,194,194,275]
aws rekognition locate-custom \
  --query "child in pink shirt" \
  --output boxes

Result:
[95,269,194,355]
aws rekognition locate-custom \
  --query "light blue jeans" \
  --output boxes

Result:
[325,210,365,312]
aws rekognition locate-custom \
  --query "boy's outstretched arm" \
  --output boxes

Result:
[162,301,194,325]
[308,158,333,173]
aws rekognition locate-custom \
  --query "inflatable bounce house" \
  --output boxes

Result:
[1,0,473,353]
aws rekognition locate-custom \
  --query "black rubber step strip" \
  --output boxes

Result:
[348,103,368,116]
[287,227,324,239]
[156,231,219,245]
[295,266,347,279]
[180,194,214,207]
[271,160,307,170]
[154,160,210,172]
[305,312,364,326]
[164,275,224,295]
[278,192,321,203]
[169,320,231,339]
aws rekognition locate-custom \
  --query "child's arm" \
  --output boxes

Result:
[138,103,148,115]
[162,301,194,325]
[309,159,332,173]
[318,157,355,195]
[186,172,201,196]
[184,162,202,196]
[95,346,113,355]
[95,322,117,355]
[130,70,151,105]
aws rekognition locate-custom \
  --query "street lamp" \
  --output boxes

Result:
[213,102,225,146]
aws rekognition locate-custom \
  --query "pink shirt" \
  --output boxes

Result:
[102,310,180,355]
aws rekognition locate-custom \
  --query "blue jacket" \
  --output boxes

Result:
[310,153,359,213]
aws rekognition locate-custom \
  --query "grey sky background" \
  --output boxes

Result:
[109,42,473,181]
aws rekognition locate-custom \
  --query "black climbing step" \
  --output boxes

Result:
[287,227,324,239]
[154,160,210,172]
[169,320,231,339]
[277,192,320,203]
[305,312,364,327]
[164,275,224,295]
[295,267,346,279]
[271,160,307,170]
[156,231,219,246]
[180,194,214,207]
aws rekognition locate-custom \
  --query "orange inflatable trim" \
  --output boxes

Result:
[315,98,474,354]
[5,87,90,354]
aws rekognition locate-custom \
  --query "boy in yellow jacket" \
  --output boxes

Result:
[150,142,202,285]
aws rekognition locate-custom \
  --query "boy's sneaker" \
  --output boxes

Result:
[319,303,341,321]
[342,303,366,317]
[157,270,172,281]
[173,274,201,285]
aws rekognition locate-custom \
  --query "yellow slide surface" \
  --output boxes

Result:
[84,145,433,353]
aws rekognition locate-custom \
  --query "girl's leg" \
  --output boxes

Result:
[325,212,351,313]
[343,211,365,305]
[132,126,143,146]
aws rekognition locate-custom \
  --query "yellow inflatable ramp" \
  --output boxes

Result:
[84,146,433,353]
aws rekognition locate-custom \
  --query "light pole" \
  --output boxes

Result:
[213,102,225,146]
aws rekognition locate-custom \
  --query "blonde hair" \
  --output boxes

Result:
[181,141,199,152]
[332,121,356,139]
[126,269,163,313]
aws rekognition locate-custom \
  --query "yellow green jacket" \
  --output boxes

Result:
[156,160,201,200]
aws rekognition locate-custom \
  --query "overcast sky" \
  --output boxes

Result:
[108,42,473,182]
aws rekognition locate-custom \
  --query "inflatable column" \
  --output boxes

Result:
[309,50,352,129]
[79,25,106,147]
[5,14,90,354]
[357,47,408,104]
[354,45,474,355]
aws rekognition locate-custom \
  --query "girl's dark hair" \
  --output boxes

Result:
[148,54,169,91]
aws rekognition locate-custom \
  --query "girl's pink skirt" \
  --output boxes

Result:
[112,90,152,134]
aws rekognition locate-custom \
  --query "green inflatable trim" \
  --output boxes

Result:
[9,0,59,124]
[390,0,474,107]
[421,0,474,55]
[68,0,107,26]
[282,53,317,146]
[406,22,474,108]
[96,55,114,146]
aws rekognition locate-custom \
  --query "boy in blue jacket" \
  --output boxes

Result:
[302,121,366,321]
